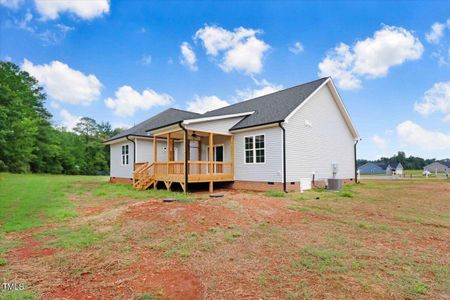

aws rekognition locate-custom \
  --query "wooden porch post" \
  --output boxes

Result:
[167,133,171,161]
[230,135,234,179]
[209,133,214,193]
[153,135,157,162]
[153,134,158,190]
[198,140,202,174]
[167,133,171,179]
[183,129,188,193]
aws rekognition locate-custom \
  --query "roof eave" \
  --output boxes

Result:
[103,134,153,145]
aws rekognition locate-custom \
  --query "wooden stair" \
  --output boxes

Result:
[133,162,155,190]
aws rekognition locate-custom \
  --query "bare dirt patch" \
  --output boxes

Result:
[1,180,449,299]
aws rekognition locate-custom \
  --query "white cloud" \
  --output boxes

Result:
[112,122,131,129]
[0,0,23,9]
[16,10,34,32]
[59,109,81,130]
[425,22,446,44]
[37,24,74,44]
[180,42,197,71]
[186,95,229,114]
[8,10,74,44]
[427,19,450,66]
[195,25,270,74]
[371,135,388,149]
[140,54,152,66]
[22,59,102,105]
[318,43,361,90]
[236,78,282,100]
[3,56,12,62]
[289,41,304,54]
[34,0,109,20]
[319,25,423,90]
[414,82,450,121]
[397,121,450,150]
[105,86,173,117]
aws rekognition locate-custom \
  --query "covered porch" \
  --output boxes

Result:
[133,125,234,193]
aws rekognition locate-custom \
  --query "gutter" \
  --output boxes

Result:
[354,138,361,183]
[278,121,287,193]
[178,122,189,193]
[125,136,136,171]
[103,134,152,144]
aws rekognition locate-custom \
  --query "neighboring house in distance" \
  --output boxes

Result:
[424,161,450,174]
[358,162,403,175]
[104,77,359,192]
[385,162,403,175]
[358,162,385,174]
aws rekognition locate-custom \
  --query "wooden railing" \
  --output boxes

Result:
[153,160,233,182]
[133,162,155,189]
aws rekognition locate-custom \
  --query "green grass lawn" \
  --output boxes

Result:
[0,173,190,233]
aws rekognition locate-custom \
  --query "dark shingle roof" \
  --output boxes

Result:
[439,161,450,167]
[105,77,332,143]
[376,162,401,169]
[196,77,328,130]
[105,108,200,142]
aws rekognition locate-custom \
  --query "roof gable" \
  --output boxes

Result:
[194,77,328,131]
[105,108,200,143]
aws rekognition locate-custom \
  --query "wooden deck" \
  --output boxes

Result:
[133,161,234,191]
[134,127,235,193]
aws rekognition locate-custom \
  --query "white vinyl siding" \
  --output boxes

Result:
[234,126,282,182]
[110,138,175,179]
[185,116,244,134]
[110,141,134,178]
[135,139,152,163]
[285,83,355,182]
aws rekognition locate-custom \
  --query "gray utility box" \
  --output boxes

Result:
[327,179,344,191]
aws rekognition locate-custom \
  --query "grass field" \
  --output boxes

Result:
[0,173,449,299]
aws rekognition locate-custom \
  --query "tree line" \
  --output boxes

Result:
[0,61,122,175]
[357,151,448,170]
[1,61,447,175]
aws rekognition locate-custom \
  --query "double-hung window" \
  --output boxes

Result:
[244,135,265,164]
[121,144,129,165]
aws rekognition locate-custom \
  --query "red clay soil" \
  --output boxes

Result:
[78,206,108,217]
[7,236,57,260]
[44,250,202,299]
[120,199,242,233]
[119,192,304,232]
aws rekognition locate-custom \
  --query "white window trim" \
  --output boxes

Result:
[121,144,129,166]
[243,134,265,165]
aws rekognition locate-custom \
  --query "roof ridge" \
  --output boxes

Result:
[168,107,200,115]
[203,77,329,115]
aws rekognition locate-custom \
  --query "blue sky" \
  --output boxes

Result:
[1,0,449,159]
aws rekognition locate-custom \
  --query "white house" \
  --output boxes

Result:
[104,77,359,192]
[386,162,403,175]
[423,161,450,174]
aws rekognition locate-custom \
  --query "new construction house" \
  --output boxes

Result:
[104,77,359,192]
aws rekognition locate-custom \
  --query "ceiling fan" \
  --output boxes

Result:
[190,131,201,141]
